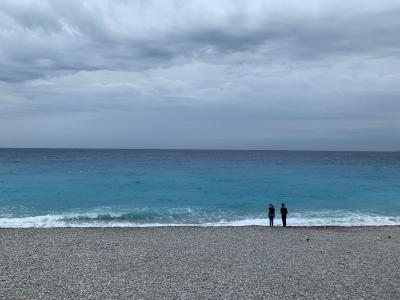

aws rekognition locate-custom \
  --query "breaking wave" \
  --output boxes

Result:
[1,208,400,228]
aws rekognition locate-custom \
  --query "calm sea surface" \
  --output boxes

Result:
[1,149,399,227]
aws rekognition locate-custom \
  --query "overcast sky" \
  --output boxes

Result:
[0,0,399,150]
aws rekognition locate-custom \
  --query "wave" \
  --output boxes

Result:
[1,209,400,228]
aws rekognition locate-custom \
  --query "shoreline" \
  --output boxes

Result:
[2,209,400,229]
[1,226,399,299]
[1,224,400,229]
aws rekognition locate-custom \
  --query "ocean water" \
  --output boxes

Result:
[0,149,399,227]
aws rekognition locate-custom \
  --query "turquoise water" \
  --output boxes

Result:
[1,149,400,227]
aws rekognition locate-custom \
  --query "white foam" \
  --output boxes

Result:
[0,211,400,228]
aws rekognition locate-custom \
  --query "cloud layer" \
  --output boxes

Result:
[1,0,400,150]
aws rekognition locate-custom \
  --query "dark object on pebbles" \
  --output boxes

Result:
[306,238,310,242]
[388,236,391,239]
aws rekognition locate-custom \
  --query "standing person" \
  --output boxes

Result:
[280,203,288,227]
[267,204,275,227]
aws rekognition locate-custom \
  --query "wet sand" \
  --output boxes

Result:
[1,226,399,299]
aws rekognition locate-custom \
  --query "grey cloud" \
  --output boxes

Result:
[1,1,400,82]
[0,1,400,150]
[0,2,61,32]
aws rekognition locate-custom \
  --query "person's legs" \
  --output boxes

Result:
[269,216,273,227]
[282,216,286,227]
[271,217,274,227]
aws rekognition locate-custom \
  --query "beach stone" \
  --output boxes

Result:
[0,226,399,299]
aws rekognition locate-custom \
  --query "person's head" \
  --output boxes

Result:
[269,203,273,207]
[281,203,285,207]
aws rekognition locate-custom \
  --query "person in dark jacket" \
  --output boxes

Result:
[280,203,288,227]
[267,204,275,227]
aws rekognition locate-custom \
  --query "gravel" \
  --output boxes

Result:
[1,226,399,299]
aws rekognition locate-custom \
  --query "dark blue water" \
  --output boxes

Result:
[1,149,399,227]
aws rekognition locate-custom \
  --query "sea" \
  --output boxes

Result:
[0,149,399,228]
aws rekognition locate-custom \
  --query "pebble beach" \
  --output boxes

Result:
[1,226,399,299]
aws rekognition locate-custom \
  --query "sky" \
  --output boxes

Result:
[0,0,399,150]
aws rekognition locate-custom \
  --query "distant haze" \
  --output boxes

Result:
[0,1,399,150]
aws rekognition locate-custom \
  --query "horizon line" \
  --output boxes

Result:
[0,147,398,153]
